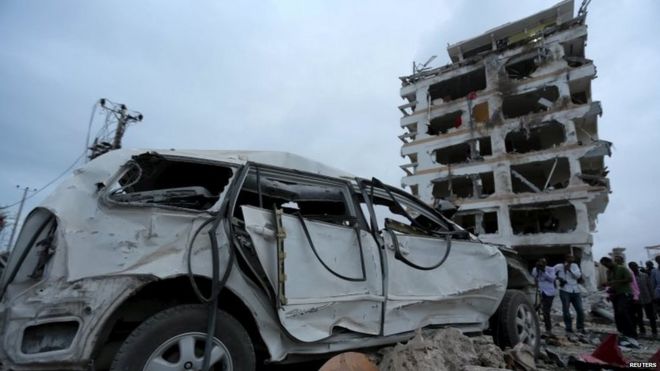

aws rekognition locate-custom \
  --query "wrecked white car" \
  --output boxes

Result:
[0,149,539,370]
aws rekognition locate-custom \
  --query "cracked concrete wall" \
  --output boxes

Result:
[398,1,609,290]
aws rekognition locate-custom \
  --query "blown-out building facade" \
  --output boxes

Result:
[398,0,610,287]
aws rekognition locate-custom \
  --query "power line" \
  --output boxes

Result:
[6,186,34,250]
[1,98,143,209]
[88,98,143,160]
[0,150,86,210]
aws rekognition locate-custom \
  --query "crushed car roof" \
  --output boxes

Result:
[91,148,356,179]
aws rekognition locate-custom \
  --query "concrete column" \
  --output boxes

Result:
[572,202,591,234]
[419,179,434,205]
[556,80,571,101]
[567,156,582,186]
[497,203,514,241]
[415,88,429,110]
[494,163,512,193]
[579,245,597,292]
[490,126,507,155]
[562,118,578,145]
[417,149,435,169]
[414,88,431,141]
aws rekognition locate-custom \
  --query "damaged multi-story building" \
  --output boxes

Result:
[398,0,610,288]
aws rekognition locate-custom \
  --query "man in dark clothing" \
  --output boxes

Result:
[600,256,637,338]
[645,261,655,274]
[629,262,657,337]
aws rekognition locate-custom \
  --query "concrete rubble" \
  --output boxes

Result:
[364,307,659,371]
[372,328,509,371]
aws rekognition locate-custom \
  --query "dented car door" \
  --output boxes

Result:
[359,180,507,335]
[240,168,383,342]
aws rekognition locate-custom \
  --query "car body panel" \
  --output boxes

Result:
[0,149,513,369]
[381,233,506,334]
[242,205,383,342]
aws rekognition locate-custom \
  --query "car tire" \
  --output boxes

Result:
[490,290,540,355]
[110,304,255,371]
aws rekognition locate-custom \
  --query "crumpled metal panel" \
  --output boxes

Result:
[30,151,233,281]
[243,204,508,341]
[242,206,383,342]
[0,276,149,370]
[381,233,507,335]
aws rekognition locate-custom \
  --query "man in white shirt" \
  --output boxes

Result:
[554,254,585,333]
[531,258,556,334]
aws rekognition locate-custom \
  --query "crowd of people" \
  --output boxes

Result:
[531,254,660,340]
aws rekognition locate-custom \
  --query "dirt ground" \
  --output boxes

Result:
[268,304,659,370]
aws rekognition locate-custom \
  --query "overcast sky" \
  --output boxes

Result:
[1,1,658,262]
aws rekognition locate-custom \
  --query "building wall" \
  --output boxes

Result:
[398,16,610,289]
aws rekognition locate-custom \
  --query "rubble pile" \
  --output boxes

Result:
[374,328,507,371]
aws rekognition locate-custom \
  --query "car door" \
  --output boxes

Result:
[239,168,383,342]
[358,179,507,336]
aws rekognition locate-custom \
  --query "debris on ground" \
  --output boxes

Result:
[534,310,660,370]
[373,328,508,371]
[576,334,629,369]
[334,298,660,371]
[503,343,536,371]
[319,352,378,371]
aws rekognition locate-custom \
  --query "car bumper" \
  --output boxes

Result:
[0,276,148,370]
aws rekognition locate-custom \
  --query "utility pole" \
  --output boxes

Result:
[6,186,34,251]
[88,98,143,161]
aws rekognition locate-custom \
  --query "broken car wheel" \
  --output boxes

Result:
[110,304,255,371]
[491,290,540,355]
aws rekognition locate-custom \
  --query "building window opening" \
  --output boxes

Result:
[453,213,476,234]
[435,142,471,166]
[502,86,559,118]
[562,38,585,59]
[505,121,565,154]
[479,172,495,195]
[569,78,591,105]
[432,176,473,200]
[510,157,570,193]
[509,201,577,235]
[428,68,486,103]
[506,56,538,79]
[574,116,597,145]
[476,137,493,156]
[483,212,498,234]
[579,157,609,187]
[432,171,494,200]
[427,110,464,135]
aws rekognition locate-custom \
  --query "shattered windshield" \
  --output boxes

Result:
[358,179,452,235]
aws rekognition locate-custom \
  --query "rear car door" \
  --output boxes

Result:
[238,168,383,342]
[358,179,507,335]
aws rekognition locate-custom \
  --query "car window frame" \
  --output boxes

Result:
[355,178,454,234]
[100,154,240,214]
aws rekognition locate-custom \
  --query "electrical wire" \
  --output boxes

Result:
[0,151,87,210]
[294,212,367,281]
[84,100,100,155]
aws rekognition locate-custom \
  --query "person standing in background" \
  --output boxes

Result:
[532,258,555,334]
[653,257,660,319]
[554,254,585,334]
[600,257,637,339]
[629,262,657,338]
[615,256,639,302]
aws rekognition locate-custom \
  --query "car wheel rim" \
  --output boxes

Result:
[143,332,232,371]
[515,305,537,347]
